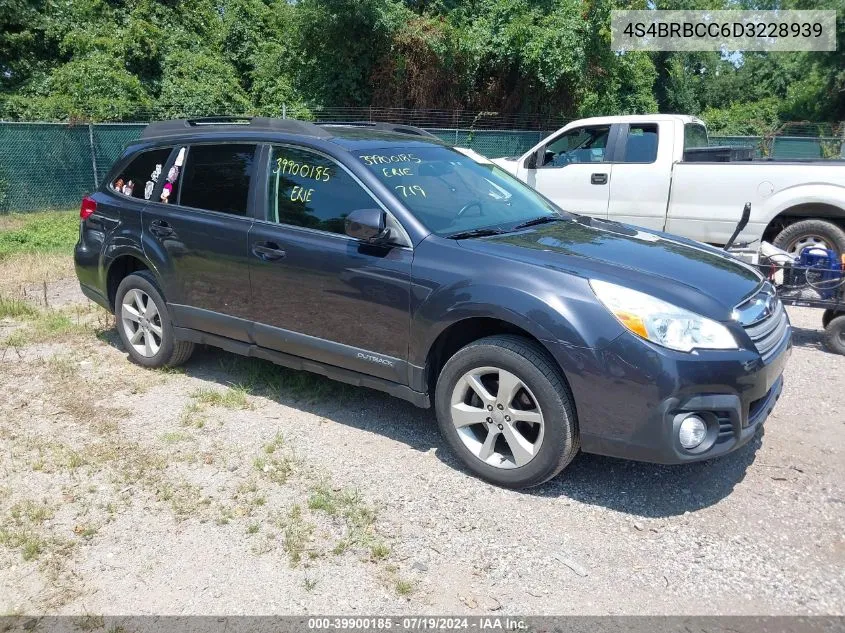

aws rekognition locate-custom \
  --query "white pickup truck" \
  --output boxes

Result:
[492,114,845,257]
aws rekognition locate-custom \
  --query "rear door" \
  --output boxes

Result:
[520,124,614,218]
[606,122,670,231]
[142,143,257,340]
[247,144,412,383]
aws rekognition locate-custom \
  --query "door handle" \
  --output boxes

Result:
[591,173,608,185]
[252,241,286,261]
[149,219,175,238]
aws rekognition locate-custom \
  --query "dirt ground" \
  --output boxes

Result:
[1,279,843,616]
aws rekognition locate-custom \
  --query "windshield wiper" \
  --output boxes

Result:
[446,227,506,240]
[512,215,565,230]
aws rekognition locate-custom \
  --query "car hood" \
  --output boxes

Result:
[457,216,763,320]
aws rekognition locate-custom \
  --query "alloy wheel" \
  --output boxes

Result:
[121,289,163,358]
[450,366,544,469]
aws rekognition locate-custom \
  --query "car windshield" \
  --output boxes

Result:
[354,145,565,237]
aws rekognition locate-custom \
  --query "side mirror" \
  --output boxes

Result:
[345,208,388,243]
[525,151,539,170]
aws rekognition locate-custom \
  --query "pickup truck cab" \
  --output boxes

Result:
[493,114,845,257]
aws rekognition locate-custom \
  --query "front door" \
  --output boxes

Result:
[521,124,612,218]
[248,144,412,383]
[142,143,257,340]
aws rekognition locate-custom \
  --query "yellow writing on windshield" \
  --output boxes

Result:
[395,184,426,198]
[382,167,412,178]
[360,153,422,166]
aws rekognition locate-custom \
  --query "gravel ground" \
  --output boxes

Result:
[1,282,843,615]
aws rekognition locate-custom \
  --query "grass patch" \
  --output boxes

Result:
[2,305,107,348]
[281,504,313,565]
[0,500,56,561]
[0,210,78,259]
[395,578,415,597]
[179,402,206,428]
[370,541,391,561]
[254,454,295,485]
[0,295,37,318]
[215,355,354,403]
[190,386,251,410]
[308,483,380,556]
[160,431,192,444]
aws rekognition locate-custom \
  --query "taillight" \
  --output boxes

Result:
[80,196,97,220]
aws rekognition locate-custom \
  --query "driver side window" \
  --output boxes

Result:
[539,125,610,168]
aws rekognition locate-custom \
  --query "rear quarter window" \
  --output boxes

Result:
[110,147,173,200]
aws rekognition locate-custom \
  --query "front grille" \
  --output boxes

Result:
[736,285,790,361]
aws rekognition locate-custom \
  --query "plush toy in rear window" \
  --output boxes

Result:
[123,180,134,196]
[113,178,124,192]
[160,181,173,203]
[144,164,162,200]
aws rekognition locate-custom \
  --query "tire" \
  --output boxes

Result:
[822,309,843,329]
[823,315,845,356]
[434,334,579,489]
[114,271,194,368]
[773,219,845,258]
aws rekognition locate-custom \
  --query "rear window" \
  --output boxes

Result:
[110,147,172,200]
[178,144,256,216]
[684,123,709,150]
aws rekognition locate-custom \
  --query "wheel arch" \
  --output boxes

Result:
[421,315,565,400]
[762,200,845,243]
[105,250,155,311]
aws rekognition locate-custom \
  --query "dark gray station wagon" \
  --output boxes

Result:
[75,117,791,488]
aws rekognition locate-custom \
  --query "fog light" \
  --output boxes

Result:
[678,415,707,449]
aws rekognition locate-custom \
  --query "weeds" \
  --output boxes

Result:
[0,295,37,318]
[281,504,313,565]
[395,579,415,597]
[190,386,251,410]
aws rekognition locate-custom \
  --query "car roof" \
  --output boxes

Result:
[139,117,446,151]
[567,114,705,127]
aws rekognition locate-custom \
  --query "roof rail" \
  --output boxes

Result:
[141,116,333,139]
[320,121,440,139]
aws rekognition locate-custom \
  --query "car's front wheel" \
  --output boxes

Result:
[114,271,194,368]
[434,335,578,489]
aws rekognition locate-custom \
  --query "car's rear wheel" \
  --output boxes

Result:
[434,335,578,489]
[115,271,194,368]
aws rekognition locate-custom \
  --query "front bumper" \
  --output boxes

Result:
[549,325,791,465]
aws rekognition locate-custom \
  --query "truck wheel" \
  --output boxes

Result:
[115,271,195,368]
[773,219,845,258]
[434,334,579,489]
[823,315,845,355]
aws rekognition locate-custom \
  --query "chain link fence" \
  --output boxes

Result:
[1,112,843,213]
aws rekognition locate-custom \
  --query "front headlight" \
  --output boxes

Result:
[589,279,737,352]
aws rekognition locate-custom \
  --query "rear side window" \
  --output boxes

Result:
[267,146,375,234]
[179,144,256,216]
[621,124,658,163]
[684,123,709,149]
[110,148,172,199]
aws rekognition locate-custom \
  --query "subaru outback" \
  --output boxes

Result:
[75,117,791,488]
